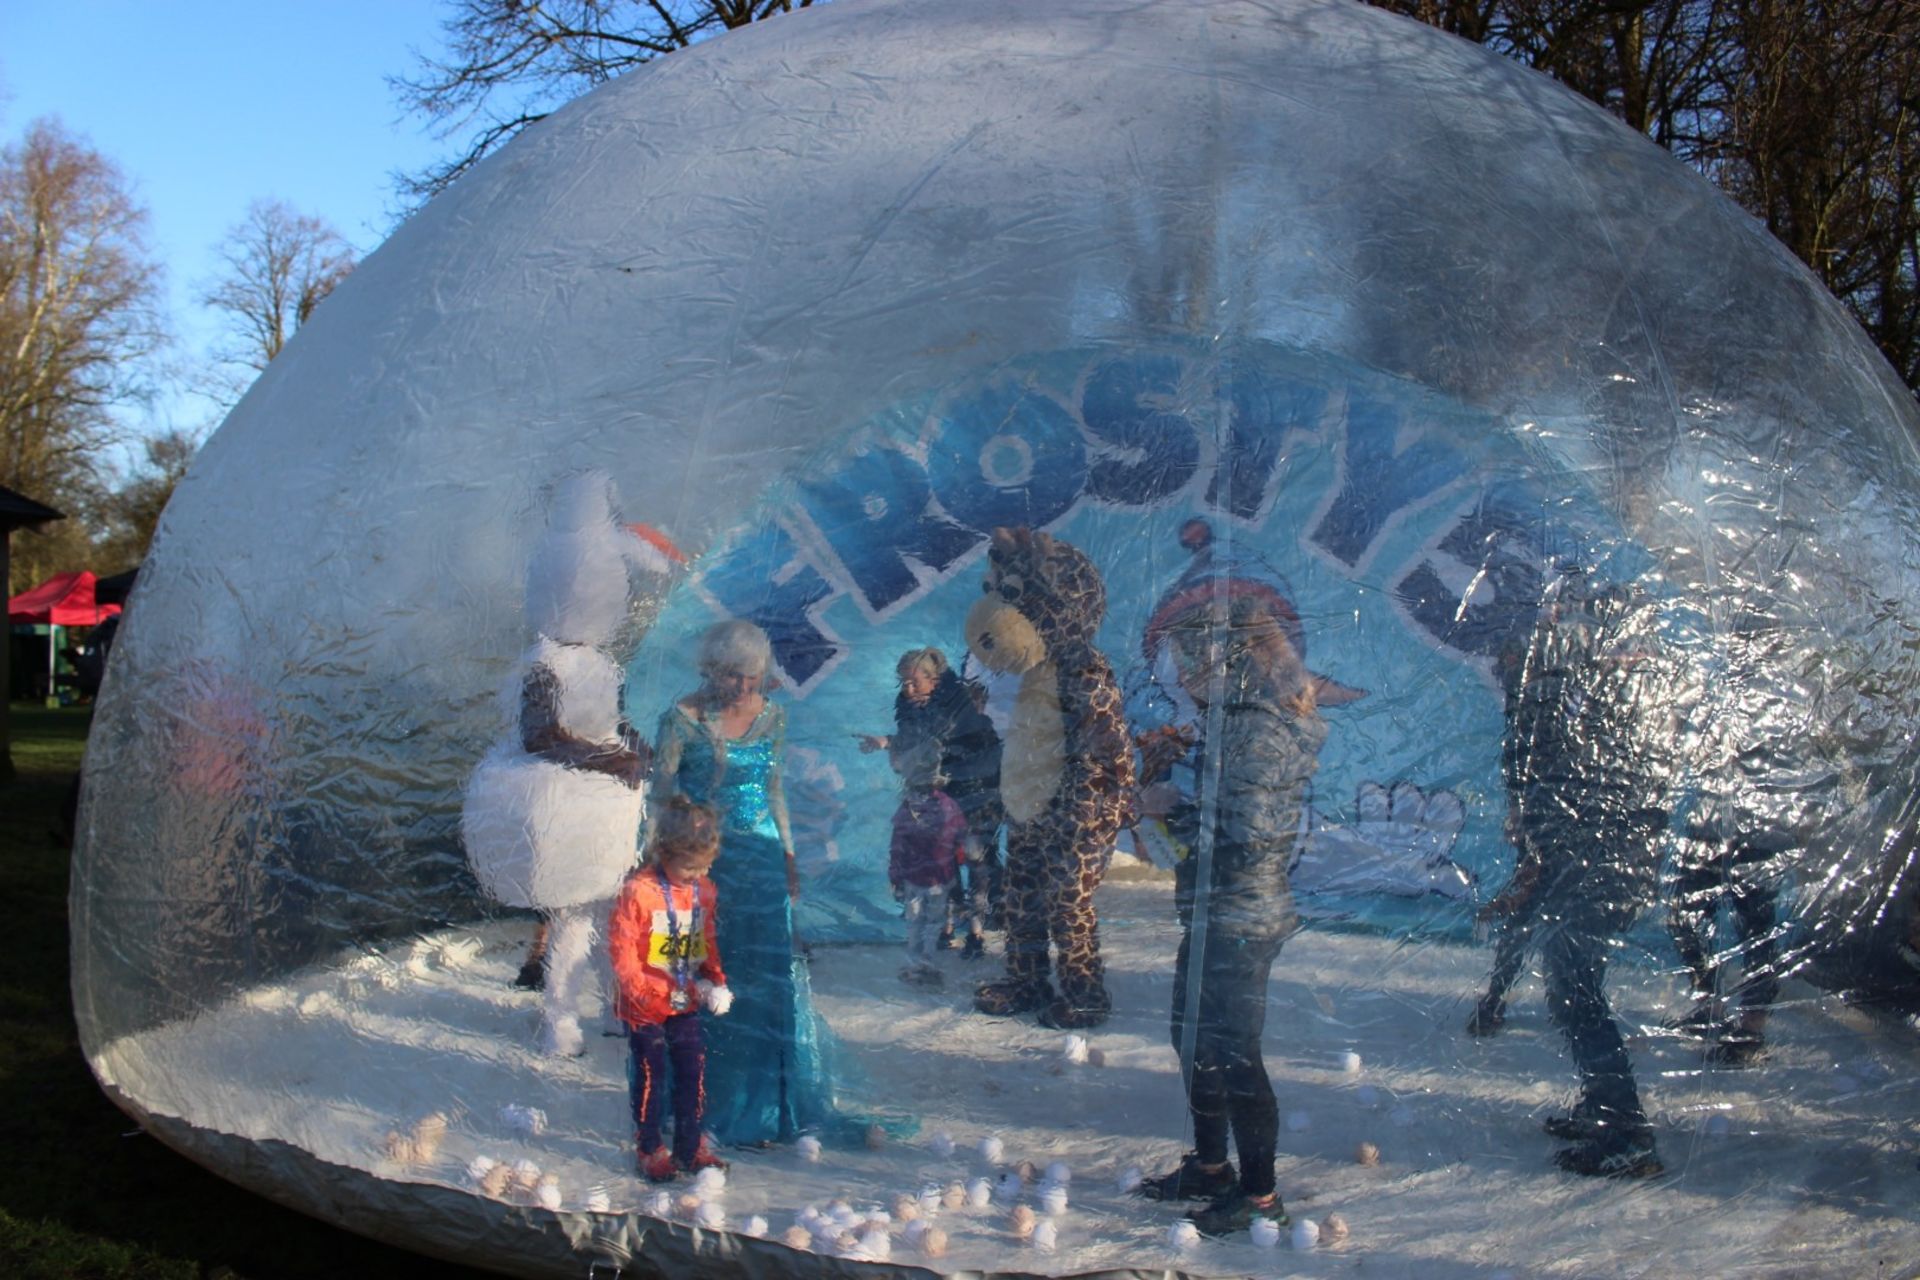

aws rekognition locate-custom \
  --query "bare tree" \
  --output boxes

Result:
[391,0,820,202]
[1369,0,1920,394]
[93,426,203,574]
[0,118,166,592]
[200,199,356,384]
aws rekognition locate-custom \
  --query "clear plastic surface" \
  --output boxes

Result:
[71,1,1920,1276]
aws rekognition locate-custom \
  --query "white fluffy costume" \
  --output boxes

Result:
[462,471,677,1055]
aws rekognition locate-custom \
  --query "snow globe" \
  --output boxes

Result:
[72,0,1920,1275]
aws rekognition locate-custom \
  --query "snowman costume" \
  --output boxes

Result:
[462,471,674,1056]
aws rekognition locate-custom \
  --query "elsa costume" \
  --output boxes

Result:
[652,698,837,1146]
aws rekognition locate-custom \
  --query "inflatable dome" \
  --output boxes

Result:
[73,0,1920,1275]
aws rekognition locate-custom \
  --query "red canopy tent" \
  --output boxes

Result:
[9,571,121,706]
[8,570,122,626]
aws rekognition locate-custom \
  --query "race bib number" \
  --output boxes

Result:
[648,910,708,967]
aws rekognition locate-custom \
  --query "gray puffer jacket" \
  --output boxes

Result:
[1168,686,1327,945]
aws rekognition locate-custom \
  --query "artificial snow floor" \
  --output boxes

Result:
[93,878,1920,1278]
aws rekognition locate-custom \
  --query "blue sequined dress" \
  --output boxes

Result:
[652,699,835,1146]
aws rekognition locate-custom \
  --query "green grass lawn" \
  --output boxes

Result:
[0,705,480,1279]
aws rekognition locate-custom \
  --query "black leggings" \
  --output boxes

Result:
[1170,928,1284,1196]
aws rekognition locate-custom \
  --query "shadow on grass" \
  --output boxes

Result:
[0,705,487,1280]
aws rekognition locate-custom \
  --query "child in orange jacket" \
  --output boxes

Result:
[608,796,733,1181]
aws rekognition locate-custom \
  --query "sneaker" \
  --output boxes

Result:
[512,957,545,991]
[1188,1188,1287,1238]
[1553,1135,1662,1179]
[1541,1102,1607,1142]
[682,1136,728,1173]
[974,978,1054,1017]
[961,932,986,960]
[1038,991,1110,1029]
[1136,1152,1239,1202]
[937,927,956,951]
[639,1146,678,1183]
[1465,995,1505,1036]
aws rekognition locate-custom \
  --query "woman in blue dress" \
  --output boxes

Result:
[650,620,836,1146]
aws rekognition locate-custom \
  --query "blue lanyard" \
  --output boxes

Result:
[657,867,701,995]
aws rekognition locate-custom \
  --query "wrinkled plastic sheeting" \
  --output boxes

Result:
[70,0,1920,1275]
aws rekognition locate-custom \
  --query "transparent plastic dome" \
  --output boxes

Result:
[73,0,1920,1276]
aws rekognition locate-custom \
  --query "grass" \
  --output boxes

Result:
[0,705,479,1279]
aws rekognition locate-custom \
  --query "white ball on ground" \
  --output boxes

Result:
[675,1193,703,1222]
[536,1175,563,1211]
[1040,1184,1068,1215]
[1062,1034,1090,1064]
[744,1215,769,1238]
[903,1219,930,1246]
[1008,1204,1037,1239]
[782,1226,813,1250]
[466,1155,498,1184]
[480,1164,513,1198]
[966,1176,992,1208]
[930,1131,956,1159]
[585,1187,611,1213]
[694,1166,726,1195]
[1117,1165,1143,1194]
[1340,1050,1363,1076]
[858,1225,891,1261]
[1322,1213,1350,1244]
[695,1201,726,1230]
[1356,1141,1381,1166]
[1250,1217,1281,1248]
[1287,1109,1313,1132]
[1032,1219,1058,1252]
[1292,1218,1321,1250]
[866,1209,892,1226]
[921,1226,949,1258]
[829,1200,859,1229]
[499,1102,548,1136]
[1168,1220,1200,1250]
[978,1135,1004,1164]
[1044,1160,1071,1185]
[646,1190,674,1218]
[1015,1158,1039,1183]
[944,1181,969,1210]
[796,1135,822,1162]
[894,1194,921,1222]
[997,1172,1024,1200]
[510,1159,542,1193]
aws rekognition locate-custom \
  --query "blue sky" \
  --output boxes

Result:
[0,2,454,448]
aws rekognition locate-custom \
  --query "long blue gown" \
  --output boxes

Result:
[654,700,835,1146]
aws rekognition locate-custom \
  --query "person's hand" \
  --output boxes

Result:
[786,854,800,900]
[1137,781,1180,819]
[854,733,889,754]
[696,980,734,1017]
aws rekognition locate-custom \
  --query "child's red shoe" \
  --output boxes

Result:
[682,1136,729,1173]
[639,1146,678,1183]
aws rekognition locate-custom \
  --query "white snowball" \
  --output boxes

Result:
[696,1202,726,1231]
[535,1177,562,1211]
[466,1155,498,1184]
[930,1131,956,1158]
[646,1190,674,1218]
[744,1215,769,1238]
[1044,1160,1071,1185]
[1292,1218,1321,1250]
[978,1135,1004,1164]
[1117,1165,1143,1194]
[903,1218,930,1245]
[1250,1217,1282,1247]
[1041,1184,1068,1215]
[967,1177,993,1207]
[796,1135,823,1163]
[585,1187,611,1213]
[918,1184,943,1216]
[694,1166,726,1195]
[997,1172,1024,1200]
[498,1103,548,1136]
[782,1226,813,1251]
[1168,1220,1200,1250]
[1341,1050,1363,1076]
[1062,1034,1090,1064]
[1032,1219,1059,1251]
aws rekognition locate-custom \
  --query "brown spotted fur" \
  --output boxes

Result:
[970,528,1134,1027]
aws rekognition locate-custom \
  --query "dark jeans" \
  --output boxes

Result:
[1483,900,1540,1009]
[629,1012,706,1162]
[1539,910,1646,1138]
[1668,836,1782,1011]
[1170,927,1284,1196]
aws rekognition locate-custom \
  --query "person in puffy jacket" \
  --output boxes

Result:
[608,796,733,1182]
[1134,591,1328,1237]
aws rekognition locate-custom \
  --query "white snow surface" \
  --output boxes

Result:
[94,880,1920,1278]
